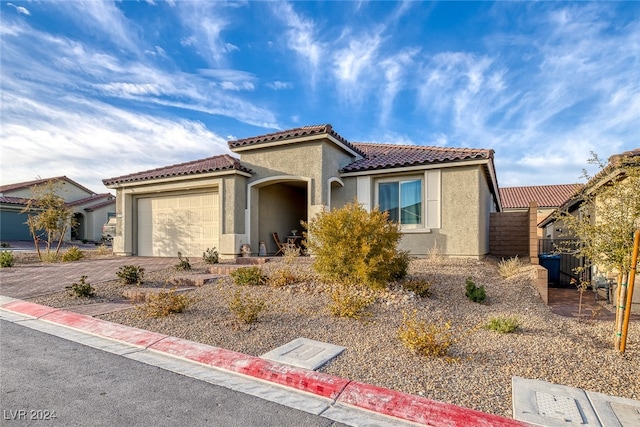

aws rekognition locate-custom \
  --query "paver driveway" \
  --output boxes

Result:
[0,257,177,299]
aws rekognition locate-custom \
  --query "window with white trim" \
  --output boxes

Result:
[378,178,423,227]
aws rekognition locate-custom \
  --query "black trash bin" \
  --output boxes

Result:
[539,253,561,286]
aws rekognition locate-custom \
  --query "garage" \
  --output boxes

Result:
[137,192,219,257]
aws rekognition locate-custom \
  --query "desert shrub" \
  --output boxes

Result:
[498,256,524,278]
[465,277,486,303]
[96,244,111,255]
[329,284,375,319]
[202,247,219,264]
[174,252,191,271]
[267,267,297,287]
[116,265,145,285]
[137,288,192,317]
[398,311,455,358]
[230,266,266,286]
[283,242,301,260]
[40,251,59,263]
[67,275,95,298]
[401,277,432,298]
[61,246,84,262]
[303,201,408,289]
[485,316,520,334]
[0,250,15,268]
[228,288,266,324]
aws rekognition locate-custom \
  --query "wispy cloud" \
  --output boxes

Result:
[272,2,324,86]
[7,2,30,16]
[175,2,238,67]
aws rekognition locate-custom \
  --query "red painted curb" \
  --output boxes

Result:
[149,336,349,400]
[42,310,169,348]
[2,300,60,318]
[338,382,528,427]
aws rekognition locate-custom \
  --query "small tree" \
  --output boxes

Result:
[554,152,640,351]
[303,201,409,289]
[21,180,75,262]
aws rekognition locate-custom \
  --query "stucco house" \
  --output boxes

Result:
[0,176,115,242]
[103,124,501,259]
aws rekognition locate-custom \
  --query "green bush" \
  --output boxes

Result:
[228,288,266,324]
[0,250,14,268]
[485,316,520,333]
[137,288,192,317]
[329,284,374,319]
[230,267,266,286]
[116,265,145,285]
[174,252,191,271]
[61,246,84,262]
[67,275,95,298]
[401,277,432,298]
[465,277,486,303]
[398,311,456,358]
[304,201,408,289]
[202,247,219,264]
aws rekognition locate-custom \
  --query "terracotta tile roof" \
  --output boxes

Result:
[0,196,32,206]
[228,124,364,156]
[341,143,494,173]
[500,184,583,209]
[103,154,252,186]
[0,176,95,196]
[66,193,115,208]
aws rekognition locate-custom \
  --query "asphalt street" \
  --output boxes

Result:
[0,320,346,427]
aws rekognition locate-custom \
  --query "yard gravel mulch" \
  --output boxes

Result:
[24,254,640,418]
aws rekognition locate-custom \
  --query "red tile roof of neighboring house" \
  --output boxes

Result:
[0,196,32,206]
[65,194,115,211]
[228,124,365,156]
[500,184,583,209]
[103,154,252,186]
[342,143,494,172]
[0,176,95,196]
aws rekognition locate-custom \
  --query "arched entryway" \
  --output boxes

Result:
[72,212,85,241]
[250,178,309,255]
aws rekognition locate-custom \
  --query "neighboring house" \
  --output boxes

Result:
[500,184,583,238]
[103,124,501,259]
[538,148,640,311]
[0,176,115,242]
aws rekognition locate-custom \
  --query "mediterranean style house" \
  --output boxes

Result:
[103,125,501,259]
[0,176,115,242]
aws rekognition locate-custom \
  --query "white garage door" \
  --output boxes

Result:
[137,192,219,257]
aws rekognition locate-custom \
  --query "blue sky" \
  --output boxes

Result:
[1,1,639,194]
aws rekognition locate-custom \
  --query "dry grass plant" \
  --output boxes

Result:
[498,256,525,278]
[136,288,193,317]
[398,310,457,359]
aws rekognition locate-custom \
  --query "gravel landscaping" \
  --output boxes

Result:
[23,252,640,418]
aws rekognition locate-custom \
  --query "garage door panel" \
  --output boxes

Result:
[137,192,219,257]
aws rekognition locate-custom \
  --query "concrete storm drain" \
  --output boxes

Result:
[261,338,346,370]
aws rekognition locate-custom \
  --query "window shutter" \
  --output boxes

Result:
[357,176,371,212]
[425,170,441,228]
